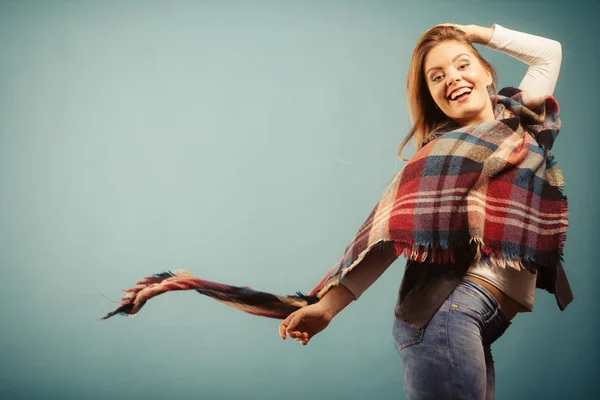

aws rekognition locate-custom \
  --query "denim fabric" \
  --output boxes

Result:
[392,278,512,400]
[394,259,471,329]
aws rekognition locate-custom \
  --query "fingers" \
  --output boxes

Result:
[298,336,309,346]
[279,309,305,339]
[436,23,465,32]
[291,331,310,346]
[287,311,304,333]
[279,312,294,339]
[292,331,308,340]
[279,310,311,345]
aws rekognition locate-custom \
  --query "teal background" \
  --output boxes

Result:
[1,1,598,399]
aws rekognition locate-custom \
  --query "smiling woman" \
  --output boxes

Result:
[398,24,499,161]
[101,22,572,400]
[425,44,495,126]
[337,23,571,399]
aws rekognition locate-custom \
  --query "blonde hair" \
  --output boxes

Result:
[398,25,498,161]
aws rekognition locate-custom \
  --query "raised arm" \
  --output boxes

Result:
[441,23,562,97]
[485,24,561,96]
[468,24,562,96]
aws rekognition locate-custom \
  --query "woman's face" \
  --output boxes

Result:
[424,40,494,127]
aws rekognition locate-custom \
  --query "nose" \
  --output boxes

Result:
[446,69,462,86]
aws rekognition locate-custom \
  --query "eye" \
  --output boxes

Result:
[459,63,470,70]
[432,74,443,82]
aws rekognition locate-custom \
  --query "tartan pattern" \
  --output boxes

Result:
[100,87,568,321]
[309,87,566,298]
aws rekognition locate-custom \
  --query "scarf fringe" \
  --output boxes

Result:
[391,237,561,272]
[546,150,569,259]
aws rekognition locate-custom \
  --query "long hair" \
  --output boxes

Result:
[398,26,498,161]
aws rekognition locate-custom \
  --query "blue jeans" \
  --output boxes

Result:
[392,278,512,400]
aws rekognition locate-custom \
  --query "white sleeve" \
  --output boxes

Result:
[485,24,562,96]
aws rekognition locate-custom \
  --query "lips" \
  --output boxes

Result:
[447,86,473,100]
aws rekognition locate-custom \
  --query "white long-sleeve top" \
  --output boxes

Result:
[341,24,562,309]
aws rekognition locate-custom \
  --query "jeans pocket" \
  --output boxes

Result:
[392,318,425,351]
[452,284,494,322]
[482,306,501,325]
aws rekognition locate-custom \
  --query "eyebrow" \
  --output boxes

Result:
[425,53,471,76]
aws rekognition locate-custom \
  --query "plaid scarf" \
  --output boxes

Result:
[100,87,567,321]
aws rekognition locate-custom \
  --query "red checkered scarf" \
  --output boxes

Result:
[100,87,567,321]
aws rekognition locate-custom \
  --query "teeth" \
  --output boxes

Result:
[450,88,472,100]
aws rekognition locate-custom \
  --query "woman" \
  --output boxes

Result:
[278,23,572,399]
[101,22,572,400]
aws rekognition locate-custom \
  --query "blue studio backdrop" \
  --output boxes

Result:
[1,1,598,399]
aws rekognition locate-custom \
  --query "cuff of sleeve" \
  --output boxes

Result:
[340,278,363,301]
[485,23,511,50]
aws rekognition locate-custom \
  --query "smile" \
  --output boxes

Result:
[450,91,471,103]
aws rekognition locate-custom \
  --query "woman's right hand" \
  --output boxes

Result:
[435,23,494,45]
[279,303,334,346]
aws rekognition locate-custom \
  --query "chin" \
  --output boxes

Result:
[448,102,487,125]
